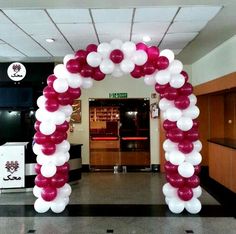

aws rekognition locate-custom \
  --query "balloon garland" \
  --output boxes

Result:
[33,39,202,214]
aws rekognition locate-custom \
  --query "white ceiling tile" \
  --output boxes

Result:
[0,12,13,24]
[0,44,25,57]
[3,10,51,24]
[92,9,133,23]
[133,22,170,35]
[175,6,222,22]
[131,34,163,45]
[47,9,91,23]
[134,7,179,22]
[98,34,130,43]
[168,21,208,33]
[95,22,131,35]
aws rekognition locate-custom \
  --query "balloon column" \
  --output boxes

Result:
[33,39,202,214]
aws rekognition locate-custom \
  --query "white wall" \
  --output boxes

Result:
[191,35,236,86]
[68,75,160,165]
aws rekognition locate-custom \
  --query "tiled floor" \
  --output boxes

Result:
[0,172,235,234]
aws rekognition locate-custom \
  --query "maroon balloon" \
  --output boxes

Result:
[130,65,143,78]
[67,87,81,100]
[156,56,169,70]
[178,139,194,154]
[147,46,160,61]
[174,95,190,110]
[57,162,70,174]
[167,173,185,188]
[47,74,57,87]
[192,119,199,128]
[178,82,193,96]
[80,64,94,77]
[184,128,199,141]
[164,161,178,174]
[164,87,178,100]
[66,59,81,73]
[34,121,41,132]
[163,119,177,131]
[50,130,65,144]
[110,49,124,64]
[194,165,201,175]
[185,175,200,188]
[56,121,69,132]
[86,44,97,53]
[35,163,42,174]
[45,98,59,112]
[142,62,156,75]
[35,174,50,187]
[41,143,56,155]
[181,70,189,82]
[178,187,193,201]
[155,83,169,94]
[34,132,48,145]
[50,173,67,188]
[41,187,57,202]
[92,67,106,81]
[43,86,58,99]
[57,93,73,105]
[75,50,88,65]
[136,42,148,51]
[166,128,184,143]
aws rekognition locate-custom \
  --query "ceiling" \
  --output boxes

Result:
[0,0,235,64]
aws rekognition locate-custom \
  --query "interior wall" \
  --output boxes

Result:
[68,75,159,165]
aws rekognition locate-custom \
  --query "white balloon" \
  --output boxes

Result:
[177,117,193,131]
[155,70,171,85]
[120,59,135,73]
[36,154,52,165]
[37,95,47,108]
[185,151,202,166]
[99,59,115,74]
[165,107,182,122]
[163,139,177,152]
[34,198,51,213]
[33,185,42,198]
[165,196,171,205]
[53,152,67,166]
[33,143,41,156]
[66,73,83,88]
[165,152,170,161]
[65,152,70,161]
[53,78,69,93]
[185,198,202,214]
[58,183,72,197]
[121,41,136,58]
[39,121,56,135]
[192,186,202,198]
[56,140,70,153]
[50,199,66,213]
[86,52,102,67]
[169,74,185,88]
[53,64,70,79]
[159,98,174,111]
[59,105,73,117]
[81,78,93,89]
[35,108,50,122]
[188,94,197,106]
[183,106,200,119]
[193,140,202,152]
[178,162,195,178]
[41,163,57,178]
[63,54,75,65]
[51,111,66,125]
[131,50,148,66]
[110,39,123,49]
[144,74,156,86]
[162,183,177,197]
[97,42,112,58]
[169,150,185,165]
[168,60,183,74]
[63,196,70,206]
[112,65,124,77]
[168,197,185,214]
[160,49,175,63]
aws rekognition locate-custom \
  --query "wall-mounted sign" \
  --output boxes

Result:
[7,62,26,81]
[109,93,128,98]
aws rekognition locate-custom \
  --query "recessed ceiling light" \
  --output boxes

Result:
[46,38,55,43]
[142,35,151,42]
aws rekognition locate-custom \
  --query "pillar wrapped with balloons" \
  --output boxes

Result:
[33,38,202,214]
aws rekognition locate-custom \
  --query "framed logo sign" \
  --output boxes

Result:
[7,62,26,81]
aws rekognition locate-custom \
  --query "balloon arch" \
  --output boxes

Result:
[33,39,202,214]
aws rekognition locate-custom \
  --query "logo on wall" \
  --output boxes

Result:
[3,161,21,181]
[7,62,26,81]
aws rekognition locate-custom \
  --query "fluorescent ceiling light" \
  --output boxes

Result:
[46,38,55,43]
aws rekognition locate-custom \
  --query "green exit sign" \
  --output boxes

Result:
[109,93,128,98]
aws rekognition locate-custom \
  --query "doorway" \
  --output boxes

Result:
[89,98,150,171]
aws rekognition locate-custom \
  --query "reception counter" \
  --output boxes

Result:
[208,138,236,193]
